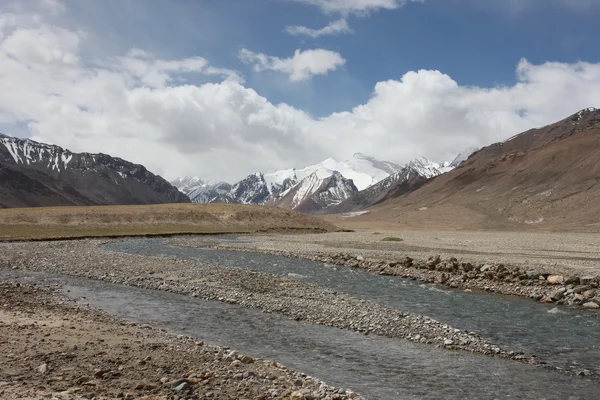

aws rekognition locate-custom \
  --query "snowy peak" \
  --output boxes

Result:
[171,176,207,195]
[0,133,189,206]
[292,153,402,191]
[187,181,232,203]
[229,173,270,205]
[406,157,447,179]
[573,107,598,122]
[0,135,75,173]
[276,169,358,212]
[450,147,479,167]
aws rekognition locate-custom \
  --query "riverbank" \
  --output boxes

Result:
[0,280,358,400]
[182,230,600,310]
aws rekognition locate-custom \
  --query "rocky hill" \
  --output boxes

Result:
[0,134,189,208]
[340,108,600,231]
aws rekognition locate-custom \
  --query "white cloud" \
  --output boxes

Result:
[285,19,353,38]
[238,48,346,82]
[291,0,424,15]
[116,48,242,88]
[1,7,600,184]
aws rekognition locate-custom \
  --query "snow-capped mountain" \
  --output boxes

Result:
[407,157,452,178]
[450,147,479,167]
[187,181,233,203]
[170,176,233,203]
[330,152,477,214]
[0,133,189,207]
[292,154,402,191]
[174,153,403,210]
[173,151,473,213]
[171,176,207,195]
[271,169,358,212]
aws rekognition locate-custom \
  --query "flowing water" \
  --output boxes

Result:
[1,268,599,400]
[104,238,600,376]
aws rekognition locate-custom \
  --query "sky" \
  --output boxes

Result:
[1,0,600,182]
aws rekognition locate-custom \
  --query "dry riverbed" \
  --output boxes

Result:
[0,281,358,400]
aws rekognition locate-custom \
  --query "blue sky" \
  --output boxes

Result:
[60,0,600,116]
[1,0,600,180]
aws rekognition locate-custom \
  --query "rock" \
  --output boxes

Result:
[240,355,254,364]
[37,363,48,375]
[231,360,243,367]
[443,339,454,346]
[573,285,590,294]
[580,276,595,285]
[290,392,304,400]
[526,270,540,279]
[93,369,111,378]
[243,371,256,379]
[356,255,364,262]
[480,264,492,272]
[546,275,564,285]
[565,276,580,285]
[550,288,566,301]
[165,379,187,388]
[436,273,448,284]
[583,302,600,309]
[583,290,596,299]
[173,382,190,392]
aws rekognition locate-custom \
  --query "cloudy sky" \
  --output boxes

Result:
[1,0,600,182]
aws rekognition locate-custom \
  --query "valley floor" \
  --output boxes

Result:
[1,229,600,399]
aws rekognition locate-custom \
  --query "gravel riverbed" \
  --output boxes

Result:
[0,239,545,370]
[0,281,356,400]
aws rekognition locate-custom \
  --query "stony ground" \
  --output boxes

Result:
[182,230,600,309]
[0,281,358,400]
[199,230,600,276]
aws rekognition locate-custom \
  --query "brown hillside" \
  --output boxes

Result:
[332,108,600,232]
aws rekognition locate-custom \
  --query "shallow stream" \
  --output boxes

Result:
[1,268,599,400]
[104,238,600,376]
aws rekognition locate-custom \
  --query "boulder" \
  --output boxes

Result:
[580,276,595,285]
[583,302,600,309]
[550,288,566,301]
[526,270,540,279]
[546,275,564,285]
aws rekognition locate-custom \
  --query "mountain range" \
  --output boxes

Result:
[3,106,599,232]
[172,152,471,214]
[0,134,189,208]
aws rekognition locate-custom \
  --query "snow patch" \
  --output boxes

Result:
[525,217,544,225]
[341,210,371,218]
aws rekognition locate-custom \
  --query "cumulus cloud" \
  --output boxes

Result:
[238,48,346,82]
[1,7,600,183]
[284,19,353,38]
[291,0,424,15]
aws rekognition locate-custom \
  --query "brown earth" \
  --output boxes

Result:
[329,108,600,232]
[0,281,355,400]
[0,203,339,241]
